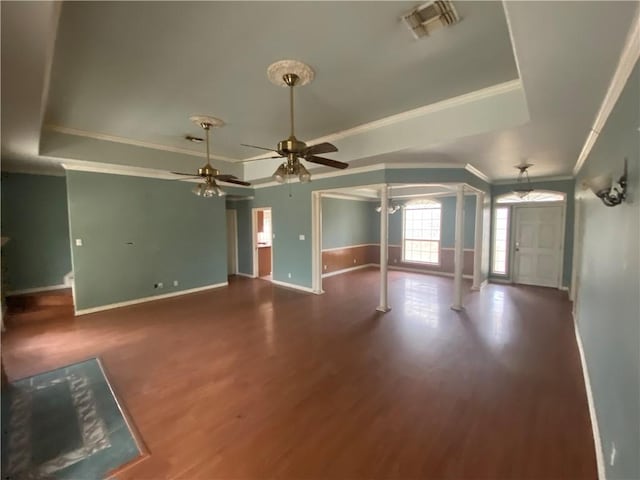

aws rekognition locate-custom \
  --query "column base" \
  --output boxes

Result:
[450,304,464,312]
[376,306,392,313]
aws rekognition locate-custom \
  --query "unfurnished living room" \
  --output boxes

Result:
[1,1,638,479]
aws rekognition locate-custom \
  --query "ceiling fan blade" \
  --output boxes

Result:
[222,178,252,186]
[241,143,277,152]
[171,171,200,176]
[304,155,348,170]
[214,174,238,181]
[239,154,284,163]
[305,142,338,155]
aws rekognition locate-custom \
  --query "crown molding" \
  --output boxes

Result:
[464,164,491,183]
[243,79,523,162]
[46,124,237,163]
[250,162,470,189]
[573,12,640,175]
[492,174,574,186]
[61,159,252,188]
[321,192,378,202]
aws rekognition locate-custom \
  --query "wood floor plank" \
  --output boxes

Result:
[1,268,597,479]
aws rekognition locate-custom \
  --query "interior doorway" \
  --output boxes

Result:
[512,204,564,288]
[226,209,238,276]
[252,207,273,280]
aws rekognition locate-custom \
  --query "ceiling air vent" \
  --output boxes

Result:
[402,1,460,40]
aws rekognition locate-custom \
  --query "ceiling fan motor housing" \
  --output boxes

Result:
[278,137,307,155]
[198,164,219,177]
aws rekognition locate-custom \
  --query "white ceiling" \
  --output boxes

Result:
[1,1,638,182]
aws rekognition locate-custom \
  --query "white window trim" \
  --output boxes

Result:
[495,190,566,204]
[491,206,510,276]
[401,200,443,266]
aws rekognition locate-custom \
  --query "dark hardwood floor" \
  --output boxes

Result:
[1,268,597,479]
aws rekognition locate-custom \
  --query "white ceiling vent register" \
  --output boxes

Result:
[402,1,460,40]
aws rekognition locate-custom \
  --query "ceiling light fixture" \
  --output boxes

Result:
[512,163,534,199]
[376,203,401,214]
[274,154,311,184]
[587,158,627,207]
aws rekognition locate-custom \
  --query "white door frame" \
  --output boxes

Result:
[252,207,273,279]
[226,209,238,275]
[311,191,323,294]
[510,201,566,289]
[570,198,582,304]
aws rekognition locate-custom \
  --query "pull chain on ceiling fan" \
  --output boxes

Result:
[172,115,250,197]
[241,60,349,184]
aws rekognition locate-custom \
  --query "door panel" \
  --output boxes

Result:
[514,205,562,287]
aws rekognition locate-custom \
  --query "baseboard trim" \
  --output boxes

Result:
[388,265,473,279]
[7,284,68,296]
[559,286,569,292]
[270,279,317,294]
[322,264,377,278]
[235,272,255,279]
[573,314,606,480]
[489,278,512,285]
[471,279,489,291]
[75,282,228,316]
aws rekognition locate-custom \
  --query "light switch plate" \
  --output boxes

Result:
[75,239,83,246]
[299,234,305,240]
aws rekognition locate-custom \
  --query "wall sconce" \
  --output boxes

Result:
[588,158,628,207]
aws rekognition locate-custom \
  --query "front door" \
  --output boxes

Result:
[513,205,563,287]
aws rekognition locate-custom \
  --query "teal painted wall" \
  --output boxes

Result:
[237,167,488,288]
[66,171,228,311]
[574,61,639,480]
[490,179,575,287]
[1,173,72,291]
[226,200,253,276]
[322,197,378,249]
[387,195,476,248]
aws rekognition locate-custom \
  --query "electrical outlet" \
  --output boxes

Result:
[288,273,292,279]
[610,442,616,466]
[173,280,179,287]
[158,282,163,289]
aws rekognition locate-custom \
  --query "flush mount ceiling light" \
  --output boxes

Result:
[586,158,628,207]
[512,163,534,199]
[241,60,349,185]
[172,116,251,197]
[402,1,460,40]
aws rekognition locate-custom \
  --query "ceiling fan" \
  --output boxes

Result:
[242,60,348,184]
[173,116,251,197]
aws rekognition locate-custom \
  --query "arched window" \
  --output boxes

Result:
[496,190,565,204]
[403,200,441,265]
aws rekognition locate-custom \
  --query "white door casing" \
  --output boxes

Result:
[513,205,563,288]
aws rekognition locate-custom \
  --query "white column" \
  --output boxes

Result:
[472,191,484,291]
[377,184,391,312]
[451,184,465,311]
